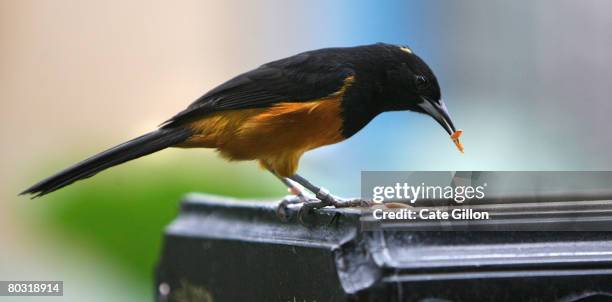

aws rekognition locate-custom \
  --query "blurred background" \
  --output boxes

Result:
[2,0,612,301]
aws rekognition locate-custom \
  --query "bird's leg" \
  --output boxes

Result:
[288,174,370,211]
[273,172,312,221]
[276,174,307,198]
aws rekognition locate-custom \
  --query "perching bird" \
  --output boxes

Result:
[21,43,463,214]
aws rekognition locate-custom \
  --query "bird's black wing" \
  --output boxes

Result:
[162,51,354,127]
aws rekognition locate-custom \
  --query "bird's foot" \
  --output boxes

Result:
[276,181,372,223]
[314,188,371,208]
[276,193,310,222]
[296,188,371,224]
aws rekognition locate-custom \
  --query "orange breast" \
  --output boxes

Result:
[178,98,345,176]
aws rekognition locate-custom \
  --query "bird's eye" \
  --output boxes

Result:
[415,75,429,90]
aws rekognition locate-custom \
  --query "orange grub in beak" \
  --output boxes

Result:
[451,130,464,154]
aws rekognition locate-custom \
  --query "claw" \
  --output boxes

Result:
[297,199,325,225]
[281,175,372,224]
[276,195,306,222]
[277,175,373,224]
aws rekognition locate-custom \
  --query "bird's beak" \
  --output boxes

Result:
[418,97,464,153]
[418,97,456,135]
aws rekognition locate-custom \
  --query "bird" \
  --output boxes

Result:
[21,43,463,216]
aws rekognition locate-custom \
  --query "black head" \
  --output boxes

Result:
[377,44,458,136]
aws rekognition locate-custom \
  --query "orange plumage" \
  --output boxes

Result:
[179,98,345,177]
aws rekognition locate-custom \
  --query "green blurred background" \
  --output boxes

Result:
[3,0,612,301]
[15,150,283,301]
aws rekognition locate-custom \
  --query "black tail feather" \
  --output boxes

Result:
[21,127,192,198]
